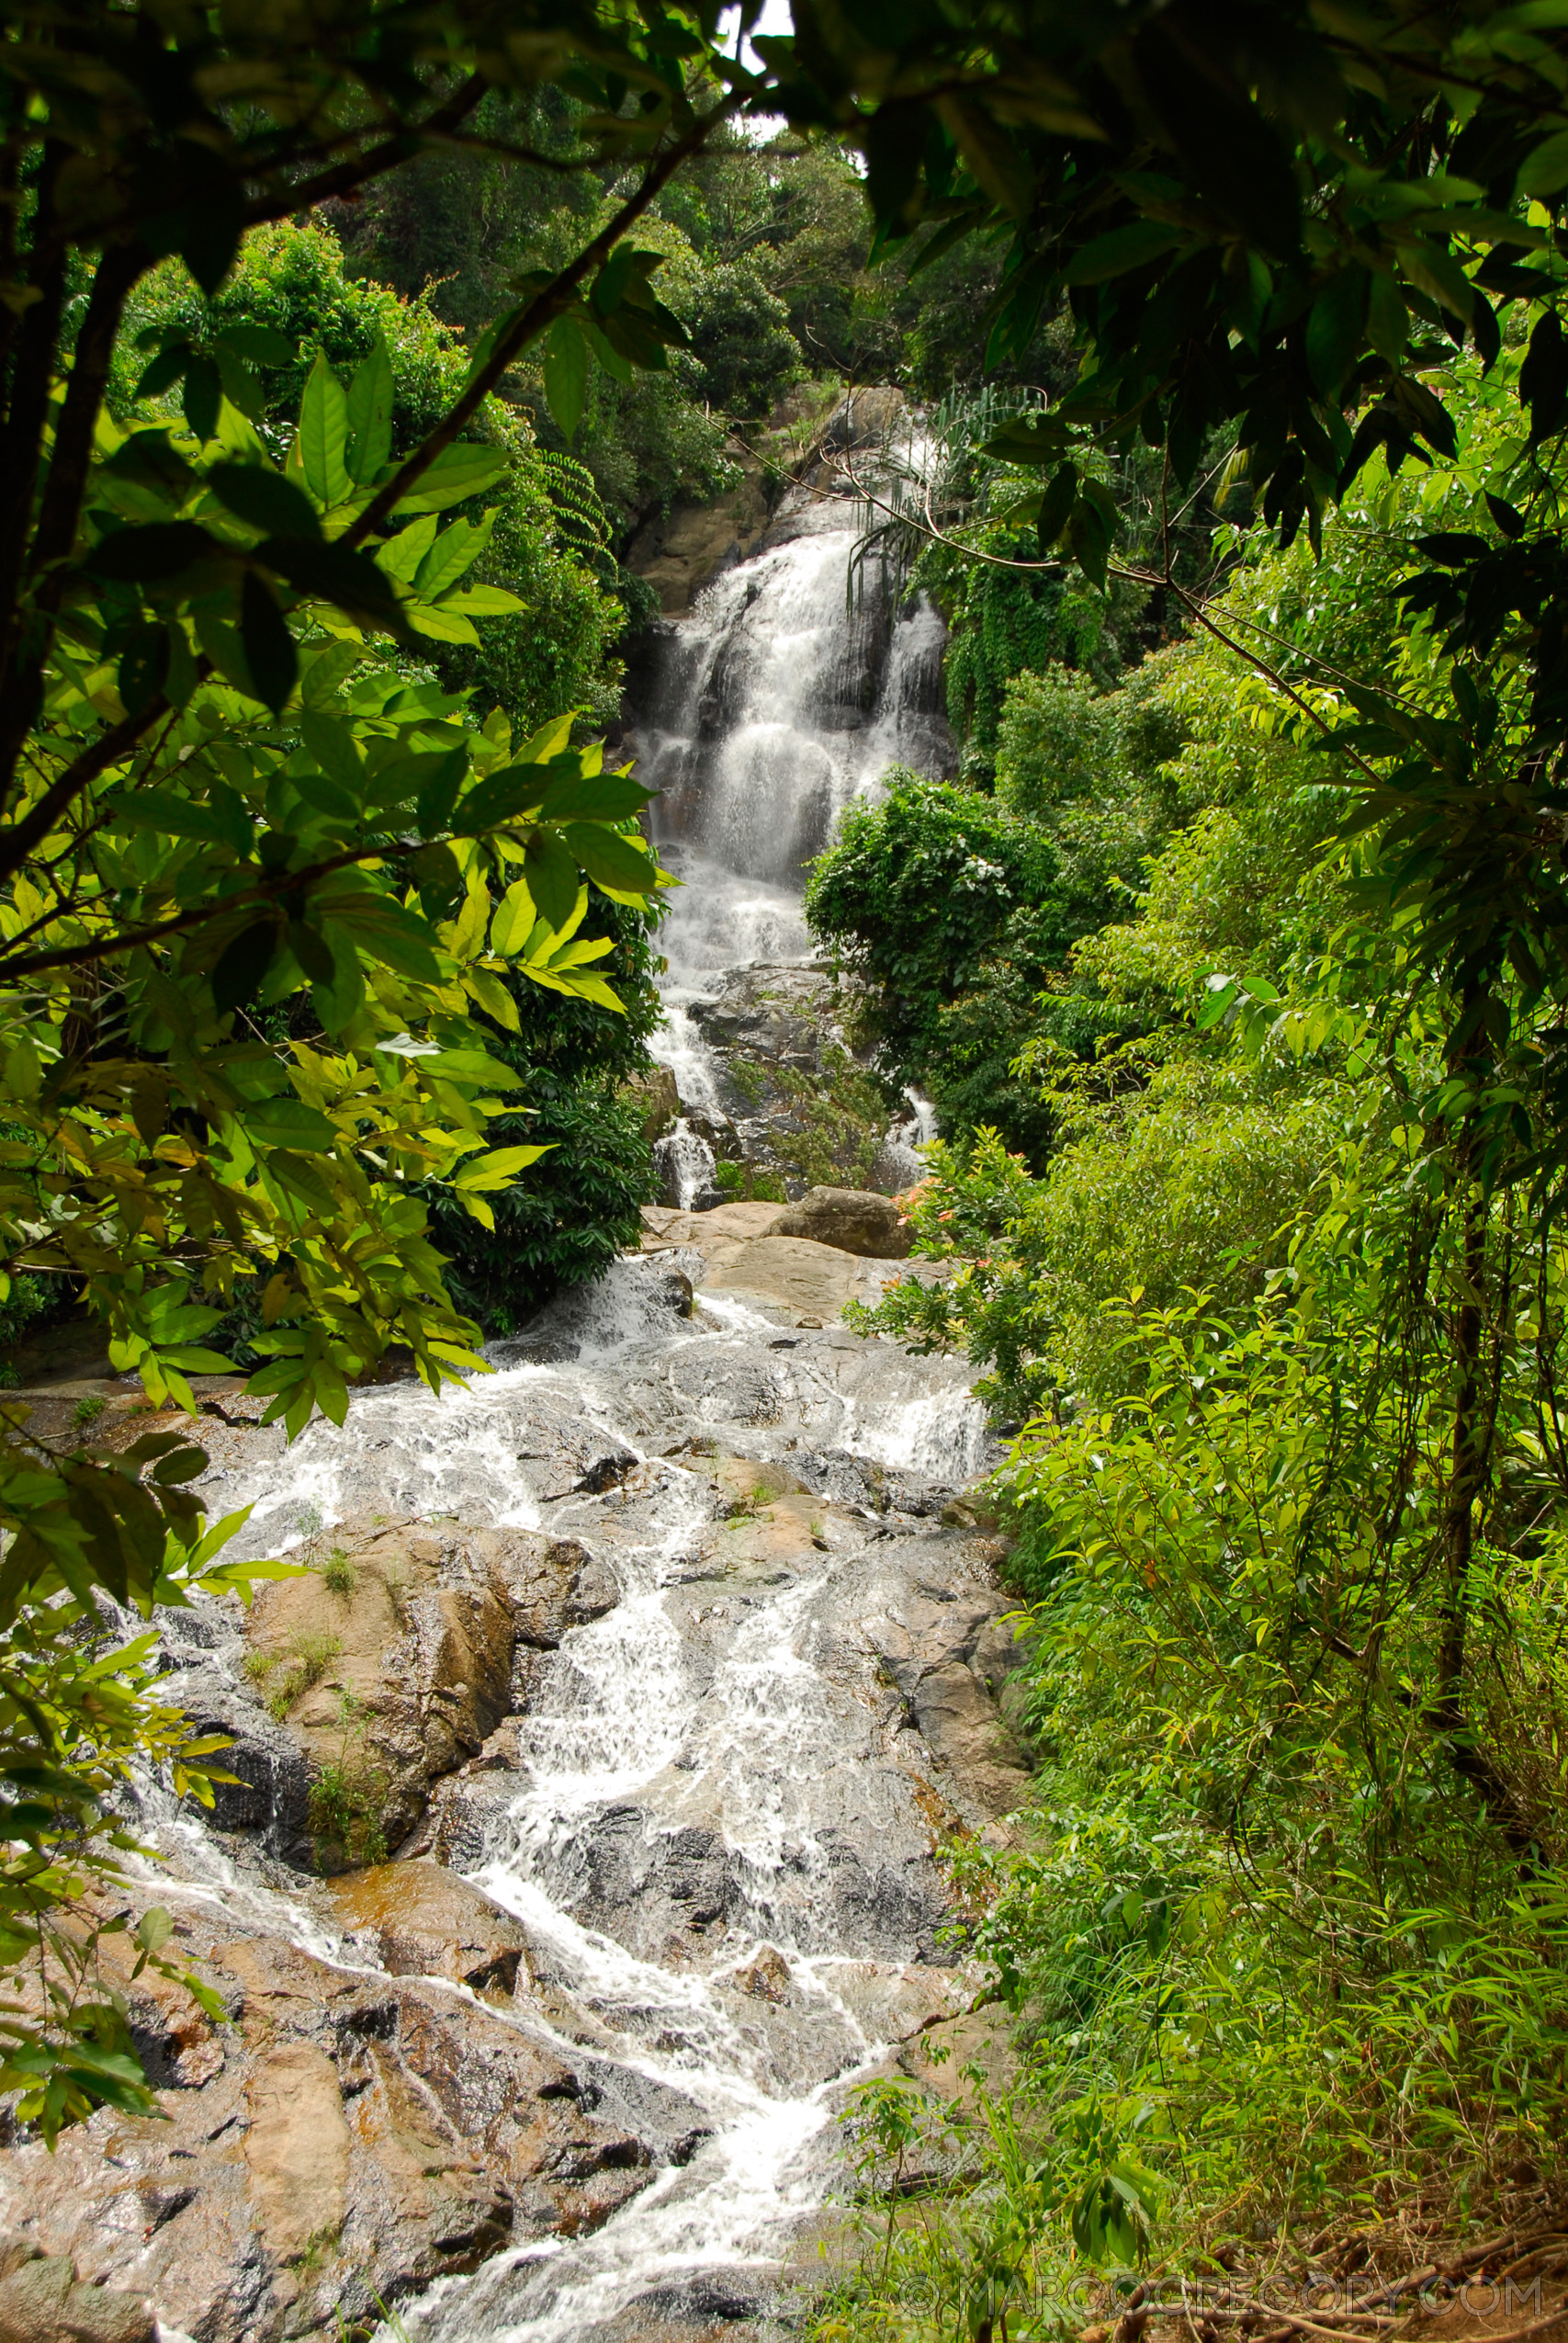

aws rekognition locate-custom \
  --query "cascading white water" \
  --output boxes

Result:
[635,427,951,1105]
[144,1258,995,2343]
[103,406,987,2343]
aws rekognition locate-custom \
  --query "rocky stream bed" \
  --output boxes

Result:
[0,1208,1026,2343]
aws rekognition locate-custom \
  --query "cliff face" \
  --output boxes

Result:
[623,385,908,617]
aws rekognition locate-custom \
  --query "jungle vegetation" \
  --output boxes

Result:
[5,10,1568,2341]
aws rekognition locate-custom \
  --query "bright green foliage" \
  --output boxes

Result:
[118,222,631,738]
[428,893,663,1331]
[0,0,739,2121]
[0,1498,287,2141]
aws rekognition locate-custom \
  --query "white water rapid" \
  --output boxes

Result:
[73,405,1001,2343]
[145,1257,998,2342]
[634,418,950,1122]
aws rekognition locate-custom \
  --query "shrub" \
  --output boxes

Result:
[679,258,803,417]
[320,1551,356,1597]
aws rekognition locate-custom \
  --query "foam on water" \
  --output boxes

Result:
[134,442,977,2341]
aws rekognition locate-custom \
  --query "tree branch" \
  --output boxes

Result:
[0,699,178,892]
[0,239,148,799]
[0,838,420,982]
[0,141,69,783]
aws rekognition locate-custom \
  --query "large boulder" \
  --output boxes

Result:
[772,1187,912,1260]
[231,1520,621,1868]
[319,1862,529,1999]
[0,2250,153,2343]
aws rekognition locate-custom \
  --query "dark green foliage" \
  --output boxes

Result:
[806,772,1077,1161]
[0,1272,53,1359]
[429,898,662,1332]
[679,258,803,419]
[932,552,1128,773]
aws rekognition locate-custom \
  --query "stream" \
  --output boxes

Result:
[23,404,1010,2343]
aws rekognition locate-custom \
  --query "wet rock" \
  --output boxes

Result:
[246,2043,351,2265]
[0,2258,154,2343]
[773,1186,912,1260]
[211,1522,626,1866]
[625,443,770,616]
[152,1667,312,1845]
[641,1199,787,1245]
[242,1522,521,1865]
[624,1064,681,1143]
[0,1907,705,2342]
[864,1590,1032,1818]
[731,1944,793,2003]
[0,2250,154,2343]
[508,1538,621,1648]
[319,1862,529,1998]
[693,1234,897,1323]
[688,964,839,1071]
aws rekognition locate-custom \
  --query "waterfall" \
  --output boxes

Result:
[25,401,1008,2343]
[633,417,952,1060]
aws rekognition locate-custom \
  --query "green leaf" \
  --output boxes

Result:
[211,919,279,1014]
[240,572,297,713]
[1035,462,1077,553]
[1518,127,1568,198]
[346,334,395,487]
[243,1095,339,1148]
[561,822,659,900]
[1306,264,1369,396]
[217,323,297,368]
[299,355,352,509]
[265,1149,337,1212]
[213,345,266,424]
[452,764,549,833]
[525,832,581,928]
[439,584,527,616]
[89,522,215,583]
[390,443,511,515]
[209,462,321,541]
[1522,308,1568,443]
[544,316,590,441]
[118,623,170,716]
[414,515,493,601]
[491,876,537,955]
[182,354,222,441]
[452,1144,552,1189]
[403,601,480,645]
[113,787,249,850]
[537,768,657,822]
[415,744,470,838]
[983,413,1070,467]
[1367,269,1409,364]
[1063,221,1181,285]
[134,343,191,402]
[398,1045,526,1089]
[299,709,364,794]
[258,538,407,631]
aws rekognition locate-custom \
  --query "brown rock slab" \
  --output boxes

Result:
[244,2043,350,2264]
[694,1234,896,1322]
[772,1185,912,1260]
[640,1200,787,1245]
[238,1520,622,1866]
[0,2253,154,2343]
[0,1907,690,2342]
[319,1861,528,1998]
